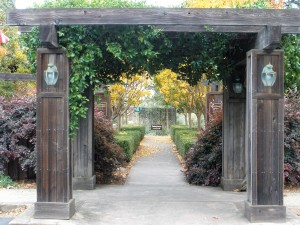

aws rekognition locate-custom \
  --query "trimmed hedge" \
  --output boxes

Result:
[115,134,136,161]
[121,125,146,140]
[115,126,145,161]
[170,125,198,156]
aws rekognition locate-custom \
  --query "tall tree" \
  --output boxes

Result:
[155,69,208,130]
[109,73,151,130]
[0,1,32,99]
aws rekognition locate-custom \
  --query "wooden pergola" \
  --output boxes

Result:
[6,8,300,222]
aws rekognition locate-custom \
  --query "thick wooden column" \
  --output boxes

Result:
[245,50,285,222]
[35,48,75,219]
[72,86,95,190]
[221,79,246,191]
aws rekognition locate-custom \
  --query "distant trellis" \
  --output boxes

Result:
[138,107,176,134]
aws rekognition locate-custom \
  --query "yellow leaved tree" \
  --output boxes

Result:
[109,73,151,130]
[185,0,283,8]
[154,69,209,130]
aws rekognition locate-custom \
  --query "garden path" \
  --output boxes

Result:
[5,135,300,225]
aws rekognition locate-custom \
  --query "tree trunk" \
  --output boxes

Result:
[196,112,202,131]
[184,111,188,125]
[117,116,122,131]
[188,112,192,128]
[166,107,169,133]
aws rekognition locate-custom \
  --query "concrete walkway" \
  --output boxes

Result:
[2,136,300,225]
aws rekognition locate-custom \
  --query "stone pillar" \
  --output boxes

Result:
[245,50,285,222]
[221,79,246,191]
[35,48,75,219]
[72,86,95,190]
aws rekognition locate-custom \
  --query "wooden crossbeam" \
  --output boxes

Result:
[255,26,282,50]
[160,25,300,34]
[39,25,58,48]
[0,73,35,81]
[6,8,300,34]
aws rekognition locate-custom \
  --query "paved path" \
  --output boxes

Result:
[3,136,300,225]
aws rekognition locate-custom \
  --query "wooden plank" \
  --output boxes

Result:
[0,73,35,81]
[255,26,281,50]
[6,8,300,29]
[18,25,33,33]
[162,25,300,34]
[160,25,263,33]
[39,25,58,48]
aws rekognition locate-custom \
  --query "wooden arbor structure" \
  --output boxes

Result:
[6,8,300,222]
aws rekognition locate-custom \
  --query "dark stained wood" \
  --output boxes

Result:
[35,48,75,219]
[72,85,96,190]
[159,25,263,33]
[255,26,281,50]
[245,50,285,222]
[18,25,33,33]
[39,25,58,48]
[0,73,35,81]
[221,79,246,191]
[6,8,300,30]
[161,25,300,34]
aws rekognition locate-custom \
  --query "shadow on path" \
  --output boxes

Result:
[8,135,299,225]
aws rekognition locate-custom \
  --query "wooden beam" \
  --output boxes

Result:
[0,73,35,81]
[39,25,58,48]
[18,26,33,33]
[160,25,300,34]
[6,9,300,32]
[159,25,262,33]
[255,26,282,50]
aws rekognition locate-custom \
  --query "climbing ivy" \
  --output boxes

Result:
[20,0,235,135]
[282,34,300,91]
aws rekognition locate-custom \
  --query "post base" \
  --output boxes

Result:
[73,175,96,190]
[34,198,75,219]
[245,201,286,223]
[221,177,244,191]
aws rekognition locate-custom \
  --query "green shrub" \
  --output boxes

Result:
[0,172,17,188]
[170,125,197,156]
[170,125,189,141]
[175,130,198,156]
[121,125,146,140]
[115,134,136,161]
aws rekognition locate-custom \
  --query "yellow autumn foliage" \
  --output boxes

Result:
[109,73,151,121]
[185,0,283,8]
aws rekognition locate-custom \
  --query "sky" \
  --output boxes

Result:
[15,0,185,9]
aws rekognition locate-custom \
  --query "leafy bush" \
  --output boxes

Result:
[114,135,136,161]
[174,130,198,156]
[185,113,222,186]
[170,125,191,141]
[0,96,37,173]
[284,89,300,186]
[0,172,17,188]
[121,125,146,140]
[94,105,126,183]
[115,126,145,161]
[115,130,142,161]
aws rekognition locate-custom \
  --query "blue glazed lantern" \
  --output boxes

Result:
[261,63,277,87]
[44,63,59,85]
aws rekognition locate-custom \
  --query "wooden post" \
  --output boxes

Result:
[221,79,246,191]
[72,86,95,190]
[245,50,285,222]
[35,48,75,219]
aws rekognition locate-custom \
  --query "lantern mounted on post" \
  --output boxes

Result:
[232,77,243,94]
[261,63,277,87]
[44,63,59,85]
